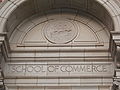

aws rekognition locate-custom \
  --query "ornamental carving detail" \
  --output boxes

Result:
[43,20,78,44]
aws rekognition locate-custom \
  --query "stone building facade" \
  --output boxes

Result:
[0,0,120,90]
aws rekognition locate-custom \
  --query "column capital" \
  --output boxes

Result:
[0,32,10,61]
[111,31,120,46]
[0,32,7,41]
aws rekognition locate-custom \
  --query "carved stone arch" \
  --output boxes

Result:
[0,0,120,90]
[0,0,119,34]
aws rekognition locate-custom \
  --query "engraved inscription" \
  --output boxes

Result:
[44,20,77,44]
[10,64,108,73]
[6,63,114,77]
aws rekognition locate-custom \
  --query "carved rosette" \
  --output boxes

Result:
[43,19,78,44]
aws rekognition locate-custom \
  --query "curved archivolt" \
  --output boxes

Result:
[0,0,119,35]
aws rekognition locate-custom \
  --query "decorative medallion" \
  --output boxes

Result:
[44,20,78,44]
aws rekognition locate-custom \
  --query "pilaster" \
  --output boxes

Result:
[111,31,120,90]
[0,32,10,90]
[0,50,4,90]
